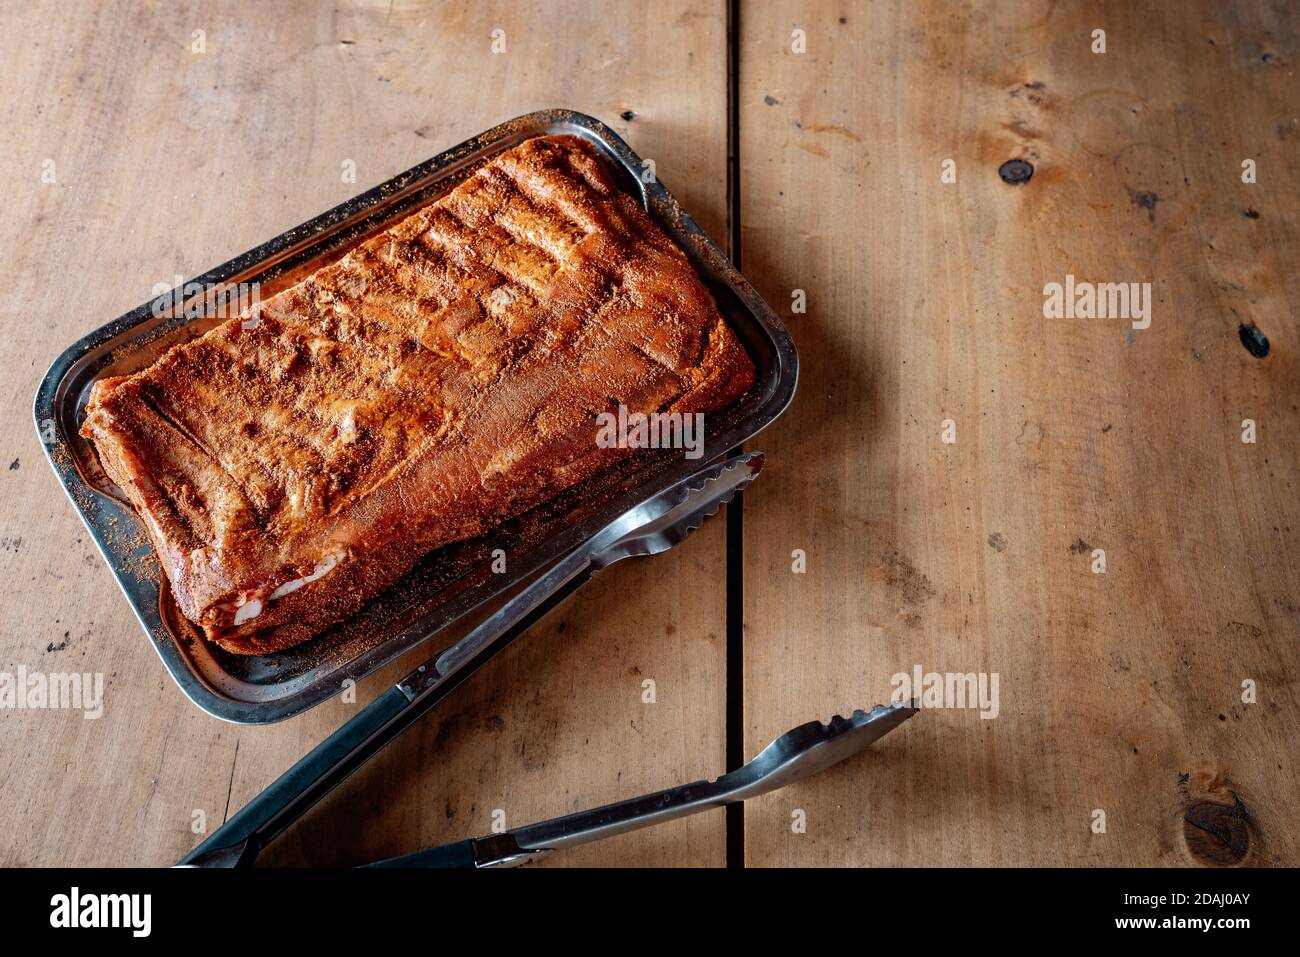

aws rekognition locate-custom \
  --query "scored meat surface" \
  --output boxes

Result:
[81,134,755,654]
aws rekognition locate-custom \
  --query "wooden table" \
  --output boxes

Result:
[1,0,1295,868]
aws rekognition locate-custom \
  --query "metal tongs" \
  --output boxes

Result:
[181,451,764,867]
[363,703,916,867]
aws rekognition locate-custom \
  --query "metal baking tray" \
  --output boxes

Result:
[33,109,797,724]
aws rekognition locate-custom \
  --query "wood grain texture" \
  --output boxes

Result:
[739,0,1299,865]
[5,0,1298,871]
[0,0,730,867]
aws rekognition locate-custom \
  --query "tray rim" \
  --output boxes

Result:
[33,108,798,724]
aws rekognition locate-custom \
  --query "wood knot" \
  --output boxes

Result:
[998,159,1034,185]
[1238,322,1270,359]
[1183,794,1252,866]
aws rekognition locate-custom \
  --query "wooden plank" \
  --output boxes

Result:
[739,0,1300,865]
[0,0,730,867]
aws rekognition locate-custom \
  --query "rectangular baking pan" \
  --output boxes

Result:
[33,109,797,724]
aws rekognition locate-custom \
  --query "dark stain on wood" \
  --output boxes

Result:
[1128,188,1159,224]
[880,550,936,605]
[1216,621,1263,642]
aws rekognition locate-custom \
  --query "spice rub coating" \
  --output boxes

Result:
[82,134,755,654]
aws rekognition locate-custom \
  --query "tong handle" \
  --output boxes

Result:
[361,839,479,869]
[358,777,722,869]
[180,562,594,867]
[179,685,412,867]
